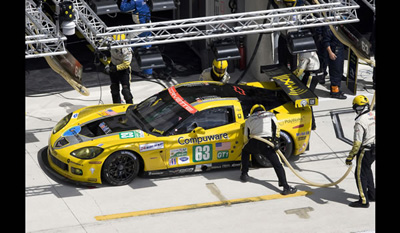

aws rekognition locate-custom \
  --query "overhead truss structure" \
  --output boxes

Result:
[26,0,360,57]
[25,0,67,59]
[360,0,375,13]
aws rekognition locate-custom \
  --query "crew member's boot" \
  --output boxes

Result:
[330,85,347,99]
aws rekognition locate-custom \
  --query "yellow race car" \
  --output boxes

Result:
[48,71,317,185]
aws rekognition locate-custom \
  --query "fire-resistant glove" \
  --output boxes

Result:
[345,155,354,166]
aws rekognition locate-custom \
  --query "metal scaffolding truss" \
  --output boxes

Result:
[72,0,360,51]
[25,0,360,56]
[25,0,67,59]
[360,0,375,12]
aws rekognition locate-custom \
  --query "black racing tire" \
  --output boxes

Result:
[252,131,293,167]
[102,150,140,186]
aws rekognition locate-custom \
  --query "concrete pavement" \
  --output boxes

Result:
[26,61,375,233]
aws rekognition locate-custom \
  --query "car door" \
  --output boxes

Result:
[164,103,243,170]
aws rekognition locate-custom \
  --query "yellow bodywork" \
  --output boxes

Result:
[48,81,312,184]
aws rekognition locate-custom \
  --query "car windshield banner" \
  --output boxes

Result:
[168,86,198,114]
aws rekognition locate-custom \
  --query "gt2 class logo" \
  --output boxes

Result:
[193,144,212,162]
[217,151,229,159]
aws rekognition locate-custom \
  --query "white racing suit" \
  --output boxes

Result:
[243,111,280,144]
[107,47,133,104]
[293,51,321,92]
[241,111,291,190]
[347,110,376,205]
[293,51,320,130]
[110,47,132,71]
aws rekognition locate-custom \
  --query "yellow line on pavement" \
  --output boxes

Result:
[95,190,311,221]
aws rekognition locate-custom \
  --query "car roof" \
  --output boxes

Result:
[173,82,289,117]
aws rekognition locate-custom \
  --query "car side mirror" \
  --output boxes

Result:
[189,127,205,138]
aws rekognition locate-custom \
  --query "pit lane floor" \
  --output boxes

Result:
[26,63,375,233]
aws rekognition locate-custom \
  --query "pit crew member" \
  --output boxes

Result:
[240,104,297,195]
[200,59,231,83]
[322,26,347,99]
[117,0,153,77]
[293,51,321,130]
[346,95,375,208]
[104,34,134,104]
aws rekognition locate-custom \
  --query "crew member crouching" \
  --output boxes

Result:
[240,104,297,195]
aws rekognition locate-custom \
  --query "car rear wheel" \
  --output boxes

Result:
[102,151,140,186]
[252,131,293,167]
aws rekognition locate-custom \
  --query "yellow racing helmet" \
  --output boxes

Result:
[113,34,126,41]
[352,95,369,113]
[283,0,297,7]
[212,59,228,78]
[250,104,266,115]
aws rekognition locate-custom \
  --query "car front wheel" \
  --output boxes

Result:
[102,150,140,186]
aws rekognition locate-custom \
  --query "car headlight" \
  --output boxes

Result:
[53,113,73,134]
[70,147,104,159]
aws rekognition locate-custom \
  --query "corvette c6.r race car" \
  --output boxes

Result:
[47,71,318,185]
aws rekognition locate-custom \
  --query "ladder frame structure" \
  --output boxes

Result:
[25,0,67,59]
[25,0,360,57]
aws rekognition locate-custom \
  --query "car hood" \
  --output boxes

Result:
[51,104,146,149]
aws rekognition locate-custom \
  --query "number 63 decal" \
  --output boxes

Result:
[193,144,213,162]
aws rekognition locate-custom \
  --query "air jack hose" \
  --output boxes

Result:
[250,135,353,187]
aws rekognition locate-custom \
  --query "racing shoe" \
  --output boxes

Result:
[330,86,347,99]
[330,91,347,99]
[349,201,369,208]
[368,193,375,202]
[281,186,297,195]
[240,172,250,182]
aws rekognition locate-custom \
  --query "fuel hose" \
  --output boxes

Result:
[250,135,353,187]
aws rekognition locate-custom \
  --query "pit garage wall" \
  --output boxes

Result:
[243,0,276,81]
[178,0,275,78]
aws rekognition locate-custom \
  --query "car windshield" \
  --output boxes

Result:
[129,82,289,135]
[130,89,192,135]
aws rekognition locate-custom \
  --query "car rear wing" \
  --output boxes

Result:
[260,64,318,108]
